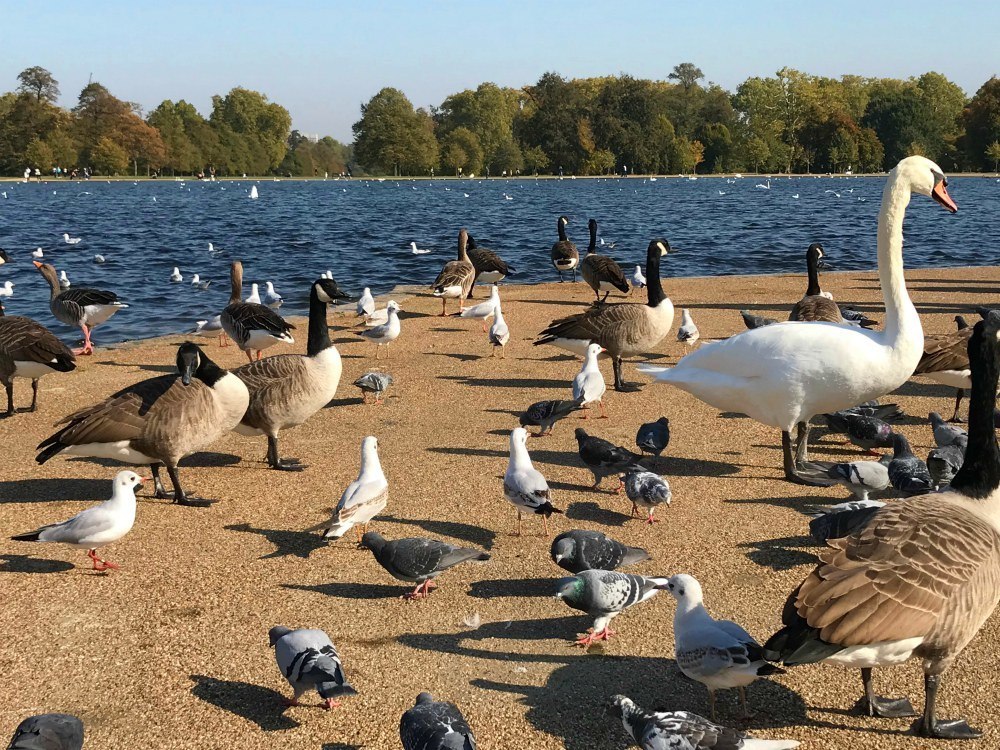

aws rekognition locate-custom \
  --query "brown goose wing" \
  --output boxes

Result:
[234,355,308,430]
[789,295,843,323]
[581,254,629,293]
[916,328,972,374]
[469,248,510,275]
[137,379,224,457]
[221,302,294,348]
[536,303,649,352]
[794,497,1000,646]
[0,316,75,370]
[551,240,578,263]
[431,260,475,293]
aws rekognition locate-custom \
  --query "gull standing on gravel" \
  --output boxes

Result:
[263,281,283,309]
[504,427,562,535]
[459,284,500,331]
[550,529,650,573]
[400,692,477,750]
[556,569,668,649]
[676,308,699,345]
[353,371,393,403]
[489,305,509,357]
[573,343,607,418]
[661,574,785,720]
[190,315,228,346]
[620,470,671,523]
[268,626,357,709]
[323,436,388,541]
[630,265,646,291]
[170,267,183,283]
[11,470,144,571]
[360,531,490,599]
[357,300,400,359]
[519,397,584,437]
[245,283,262,304]
[357,287,375,319]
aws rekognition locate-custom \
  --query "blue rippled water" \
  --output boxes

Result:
[0,174,997,344]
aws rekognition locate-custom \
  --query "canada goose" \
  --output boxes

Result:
[764,312,1000,740]
[35,342,250,507]
[0,302,76,415]
[580,219,629,302]
[789,243,842,323]
[220,261,297,362]
[914,315,972,422]
[430,229,475,316]
[33,261,128,355]
[233,277,344,471]
[536,240,674,391]
[640,157,957,483]
[323,436,388,540]
[466,235,514,297]
[0,248,9,265]
[550,215,578,282]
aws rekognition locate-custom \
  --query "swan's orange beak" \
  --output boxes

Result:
[932,181,958,213]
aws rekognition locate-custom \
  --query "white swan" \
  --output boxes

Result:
[640,156,957,483]
[755,179,771,190]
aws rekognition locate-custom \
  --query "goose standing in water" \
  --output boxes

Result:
[220,261,297,362]
[233,278,344,471]
[466,235,515,297]
[580,218,629,303]
[536,240,674,391]
[788,243,842,323]
[34,261,128,355]
[765,312,1000,739]
[430,229,475,316]
[550,215,578,282]
[914,315,972,422]
[35,342,249,507]
[0,302,76,416]
[640,157,957,483]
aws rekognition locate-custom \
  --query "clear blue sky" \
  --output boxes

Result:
[2,0,997,141]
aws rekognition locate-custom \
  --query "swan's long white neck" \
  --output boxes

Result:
[877,171,921,347]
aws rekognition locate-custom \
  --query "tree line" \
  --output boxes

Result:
[2,64,1000,178]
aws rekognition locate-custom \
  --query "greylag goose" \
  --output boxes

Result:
[430,229,475,316]
[788,243,842,323]
[536,240,673,391]
[580,218,629,302]
[550,215,578,282]
[764,311,1000,739]
[0,302,76,415]
[466,234,514,297]
[233,278,344,471]
[220,261,297,363]
[35,342,249,507]
[913,315,972,422]
[33,261,127,355]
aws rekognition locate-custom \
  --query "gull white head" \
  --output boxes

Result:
[360,436,381,470]
[113,470,145,495]
[583,342,603,367]
[387,300,400,314]
[658,573,704,605]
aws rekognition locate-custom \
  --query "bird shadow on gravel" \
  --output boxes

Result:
[0,477,108,504]
[468,577,559,599]
[399,627,808,750]
[655,456,740,477]
[438,375,568,389]
[321,744,361,750]
[0,554,74,574]
[740,535,818,571]
[380,514,495,550]
[189,675,299,731]
[566,501,632,527]
[281,582,405,600]
[224,523,329,559]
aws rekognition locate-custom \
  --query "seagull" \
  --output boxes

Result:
[10,471,144,571]
[620,470,671,523]
[718,190,727,196]
[504,427,562,535]
[400,693,477,750]
[249,185,259,199]
[825,190,841,198]
[62,233,82,245]
[519,398,584,437]
[792,193,799,199]
[94,254,106,264]
[32,248,44,259]
[360,531,490,599]
[356,300,400,359]
[353,371,393,404]
[0,281,14,298]
[58,270,71,290]
[755,179,771,189]
[410,241,432,255]
[245,283,262,304]
[268,626,357,709]
[190,274,212,290]
[550,529,650,574]
[323,436,388,541]
[573,343,607,419]
[263,281,283,309]
[676,308,699,345]
[357,287,375,319]
[190,315,227,346]
[459,285,500,332]
[170,267,183,283]
[489,306,509,358]
[661,574,785,720]
[630,265,646,290]
[556,569,667,649]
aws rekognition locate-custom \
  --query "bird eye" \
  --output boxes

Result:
[679,588,685,595]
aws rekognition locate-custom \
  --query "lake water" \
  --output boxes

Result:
[0,174,997,344]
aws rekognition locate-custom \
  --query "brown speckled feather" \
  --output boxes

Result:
[235,355,311,430]
[789,295,843,323]
[538,303,661,355]
[916,327,972,375]
[0,315,75,380]
[550,240,577,265]
[581,254,629,295]
[431,260,475,296]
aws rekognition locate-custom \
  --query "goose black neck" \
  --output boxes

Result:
[195,350,227,387]
[805,251,822,296]
[557,219,567,242]
[587,221,597,254]
[951,321,1000,499]
[307,286,332,357]
[644,244,666,307]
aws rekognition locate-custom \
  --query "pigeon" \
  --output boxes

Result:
[660,574,785,720]
[170,267,183,283]
[488,306,509,357]
[740,310,778,329]
[58,270,71,290]
[620,470,672,523]
[840,306,878,328]
[575,428,644,489]
[927,444,964,489]
[263,281,283,309]
[556,569,667,649]
[822,411,895,453]
[572,343,607,418]
[11,470,144,571]
[357,287,375,318]
[929,411,968,450]
[268,626,357,710]
[551,530,650,574]
[519,397,584,437]
[323,436,388,541]
[676,308,699,345]
[887,433,932,496]
[635,417,670,465]
[357,300,401,358]
[400,692,477,750]
[630,265,646,290]
[807,499,885,542]
[609,695,799,750]
[844,400,905,421]
[360,531,490,599]
[504,427,562,535]
[796,460,890,501]
[6,713,84,750]
[353,371,393,404]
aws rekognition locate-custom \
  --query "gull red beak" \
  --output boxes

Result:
[932,181,958,213]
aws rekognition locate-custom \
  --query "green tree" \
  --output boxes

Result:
[987,141,1000,172]
[353,88,438,175]
[960,77,1000,170]
[17,66,59,103]
[521,145,549,175]
[689,139,705,174]
[669,63,704,92]
[210,87,291,172]
[440,126,483,175]
[24,137,53,170]
[517,72,590,174]
[89,136,128,174]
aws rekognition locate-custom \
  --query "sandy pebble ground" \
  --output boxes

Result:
[1,265,999,749]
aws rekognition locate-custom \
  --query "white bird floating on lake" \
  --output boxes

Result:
[190,274,211,290]
[170,267,183,283]
[63,233,82,245]
[410,241,431,255]
[755,179,771,190]
[0,281,14,298]
[94,254,106,264]
[249,185,259,200]
[59,271,71,290]
[32,248,43,259]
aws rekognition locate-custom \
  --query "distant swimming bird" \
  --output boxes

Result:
[324,436,388,541]
[170,267,183,283]
[519,397,584,437]
[676,309,699,345]
[620,470,671,523]
[357,300,400,358]
[400,692,477,750]
[557,569,667,649]
[550,529,650,574]
[357,287,375,319]
[268,626,356,709]
[263,281,283,309]
[575,428,643,489]
[635,417,670,465]
[489,306,509,357]
[34,261,127,355]
[249,185,259,200]
[0,281,13,298]
[190,274,211,290]
[718,190,727,196]
[6,713,85,750]
[58,270,71,290]
[550,215,579,282]
[221,261,296,362]
[0,249,9,265]
[755,179,771,189]
[504,427,562,535]
[360,531,490,599]
[353,371,393,404]
[0,302,76,415]
[62,233,82,245]
[93,254,105,264]
[572,343,607,418]
[410,241,431,255]
[11,470,143,570]
[32,248,44,259]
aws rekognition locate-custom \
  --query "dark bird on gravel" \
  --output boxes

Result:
[840,307,879,329]
[519,397,583,437]
[887,433,932,496]
[807,499,885,543]
[822,411,895,453]
[550,529,650,574]
[360,531,490,600]
[6,713,84,750]
[353,371,393,404]
[927,444,964,489]
[575,428,644,489]
[400,692,477,750]
[929,411,968,450]
[740,310,779,329]
[635,416,670,465]
[796,459,889,501]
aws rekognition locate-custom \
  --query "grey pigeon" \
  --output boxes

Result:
[268,626,357,710]
[400,692,477,750]
[575,428,644,489]
[822,411,895,453]
[740,310,778,329]
[927,444,964,489]
[519,397,584,437]
[839,307,878,328]
[353,371,393,404]
[807,499,885,542]
[360,531,490,599]
[887,433,932,496]
[849,400,905,421]
[635,417,670,465]
[796,459,890,501]
[976,306,999,320]
[609,695,799,750]
[555,569,667,649]
[7,714,84,750]
[550,530,650,574]
[929,411,968,450]
[621,470,672,524]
